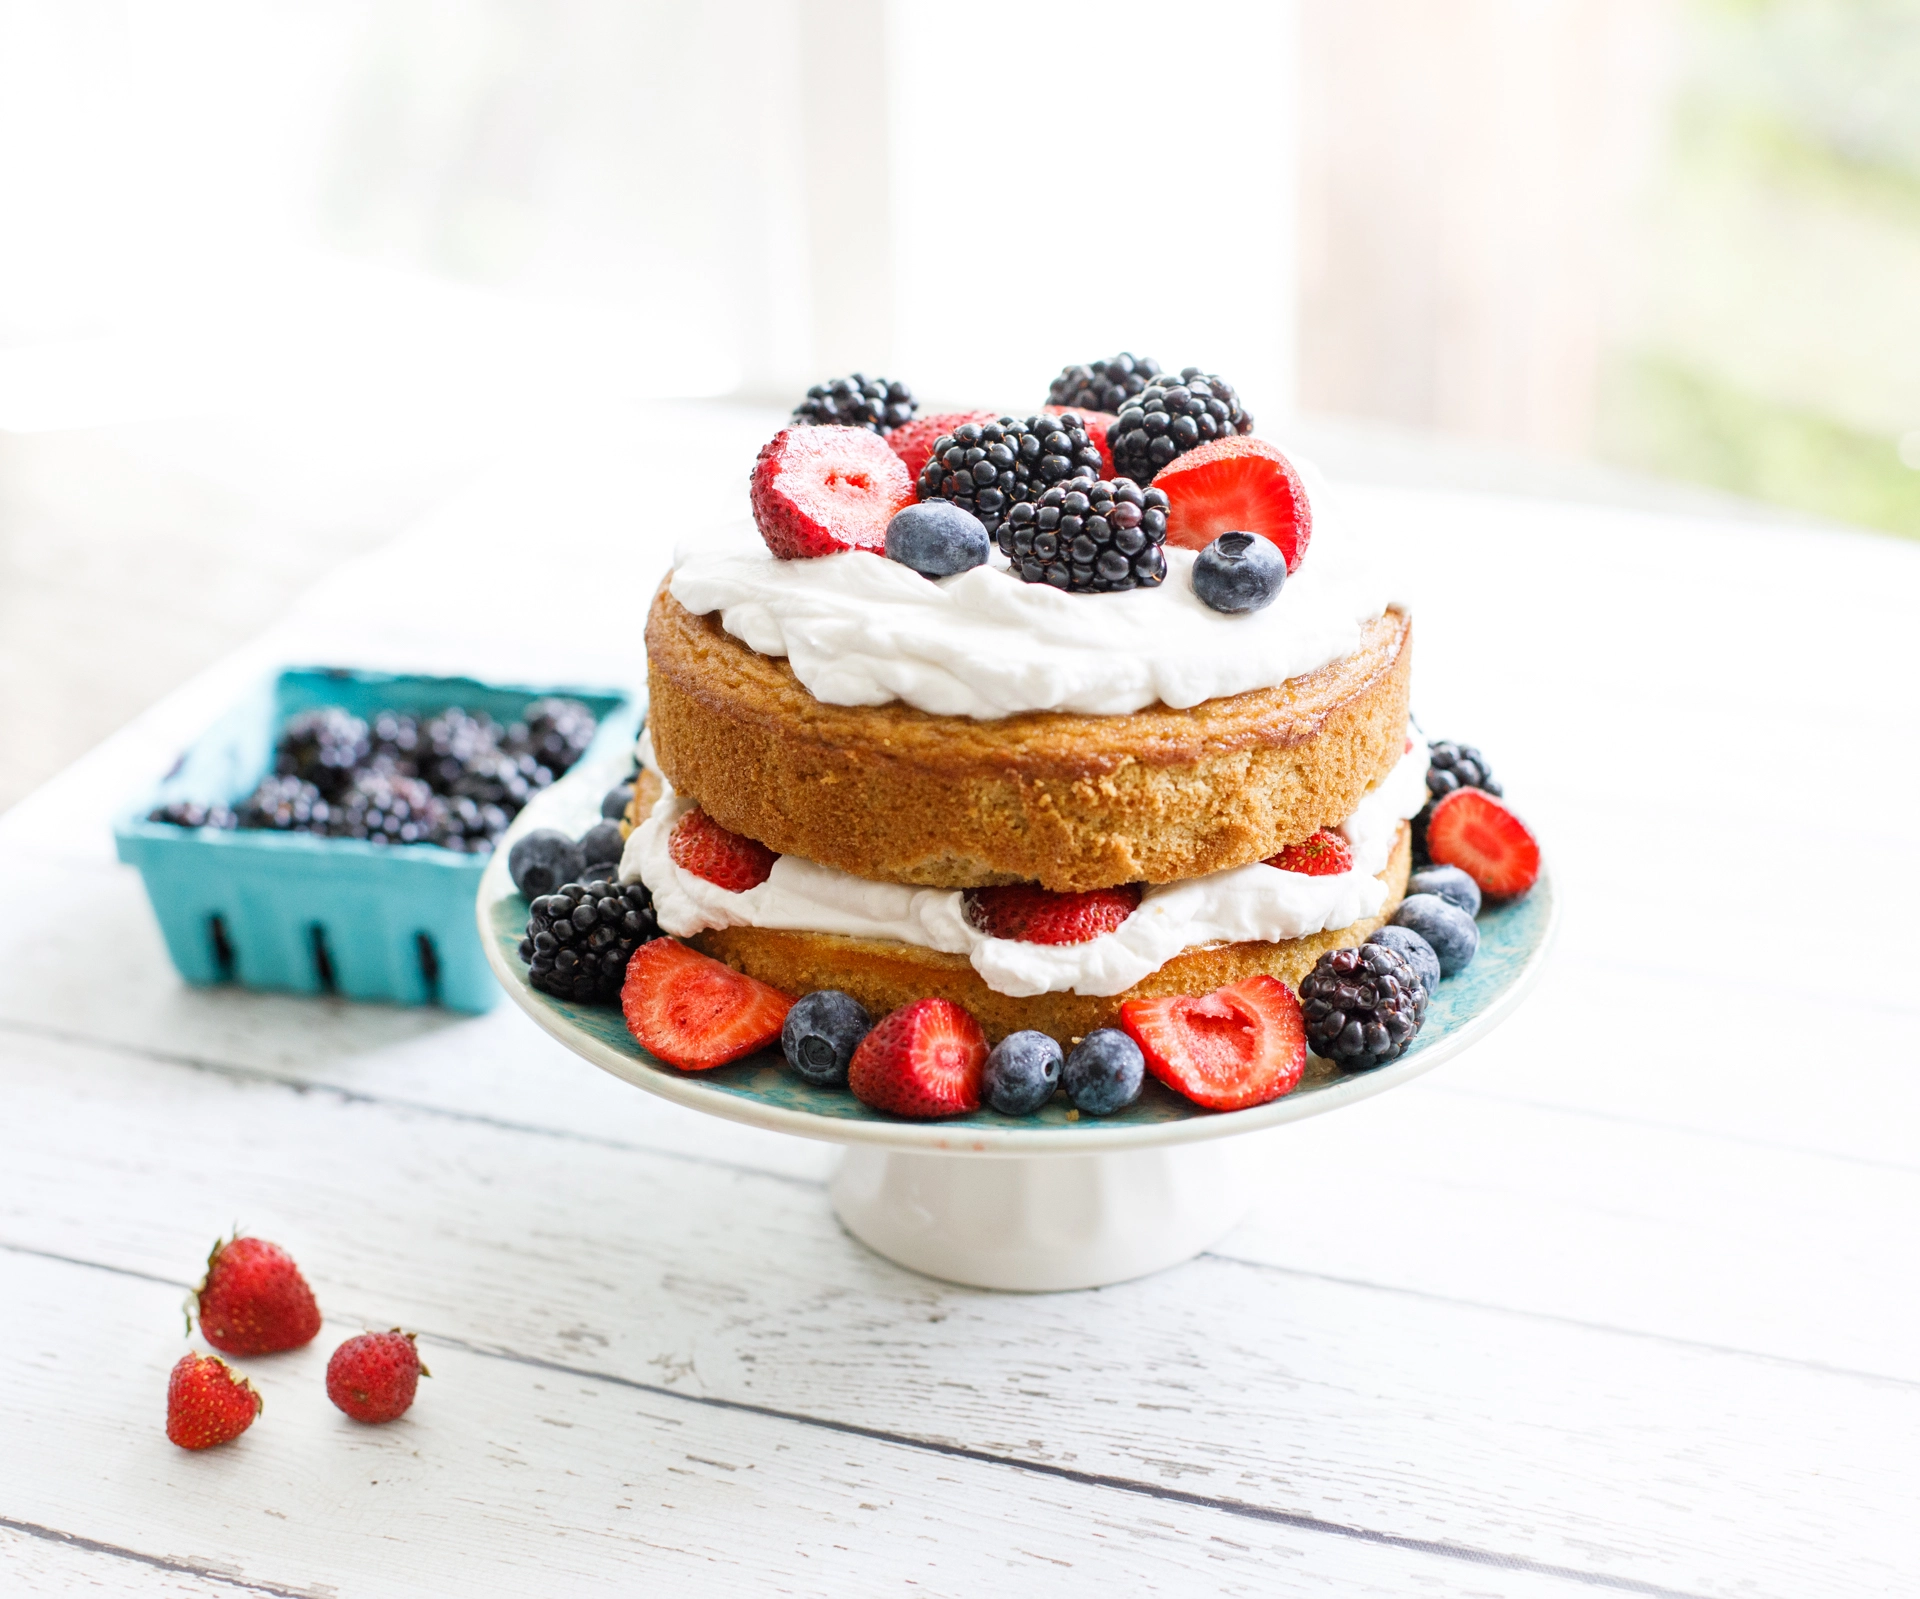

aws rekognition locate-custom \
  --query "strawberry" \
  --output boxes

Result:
[1424,787,1540,898]
[962,883,1142,944]
[326,1330,427,1424]
[847,998,987,1118]
[193,1235,322,1357]
[1264,829,1353,876]
[669,806,777,892]
[1120,974,1307,1112]
[1154,436,1313,571]
[888,410,998,481]
[751,426,913,560]
[1043,404,1118,477]
[623,938,793,1071]
[166,1352,262,1450]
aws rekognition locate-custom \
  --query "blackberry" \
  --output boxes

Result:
[1108,369,1254,485]
[508,698,598,780]
[148,800,238,830]
[326,769,446,845]
[1001,474,1168,592]
[1299,943,1428,1072]
[416,707,503,792]
[1412,740,1502,864]
[518,879,661,1003]
[369,710,424,775]
[274,708,370,799]
[239,775,330,832]
[791,373,917,434]
[432,793,512,854]
[916,414,1104,538]
[1048,352,1161,415]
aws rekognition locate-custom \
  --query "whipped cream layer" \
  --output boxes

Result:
[669,458,1395,720]
[620,733,1430,1000]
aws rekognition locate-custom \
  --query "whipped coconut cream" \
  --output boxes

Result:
[620,733,1431,1000]
[669,458,1396,720]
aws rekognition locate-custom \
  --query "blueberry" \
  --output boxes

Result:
[508,828,586,898]
[601,782,635,821]
[577,820,626,873]
[1368,924,1441,996]
[1392,893,1479,976]
[780,990,873,1087]
[1191,531,1286,614]
[1407,864,1481,918]
[885,501,991,579]
[1063,1028,1145,1116]
[983,1030,1063,1115]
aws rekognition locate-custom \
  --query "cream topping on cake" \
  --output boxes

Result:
[669,458,1394,720]
[621,732,1430,999]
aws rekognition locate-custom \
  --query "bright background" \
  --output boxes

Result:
[1,0,1916,807]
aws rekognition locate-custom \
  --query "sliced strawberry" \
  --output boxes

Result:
[1264,829,1354,876]
[1425,787,1540,898]
[751,426,913,560]
[847,997,987,1118]
[963,883,1142,944]
[622,938,793,1071]
[1043,405,1118,477]
[669,807,777,892]
[1120,974,1306,1112]
[1155,436,1312,570]
[888,410,998,481]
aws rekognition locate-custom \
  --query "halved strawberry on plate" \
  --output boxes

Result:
[751,426,914,560]
[1120,974,1307,1112]
[847,997,988,1118]
[623,938,794,1071]
[1154,436,1313,571]
[1424,788,1540,898]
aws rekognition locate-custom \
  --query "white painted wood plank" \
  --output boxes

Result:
[3,1527,253,1598]
[0,1035,1910,1598]
[0,1253,1615,1599]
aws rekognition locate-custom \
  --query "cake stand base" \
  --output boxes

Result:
[830,1139,1257,1292]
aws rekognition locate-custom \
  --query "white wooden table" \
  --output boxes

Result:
[3,404,1916,1597]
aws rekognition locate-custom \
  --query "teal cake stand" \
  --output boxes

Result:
[480,738,1558,1291]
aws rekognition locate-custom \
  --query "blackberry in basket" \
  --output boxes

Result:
[274,708,371,799]
[915,415,1105,539]
[519,879,662,1003]
[239,775,331,832]
[326,769,446,846]
[1047,353,1162,415]
[791,373,917,434]
[1000,475,1170,592]
[432,793,513,855]
[507,697,597,780]
[369,710,424,775]
[1108,369,1254,485]
[148,800,239,830]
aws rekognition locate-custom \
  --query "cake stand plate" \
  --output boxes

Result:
[479,743,1558,1291]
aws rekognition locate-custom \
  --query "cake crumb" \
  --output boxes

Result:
[1065,1109,1080,1122]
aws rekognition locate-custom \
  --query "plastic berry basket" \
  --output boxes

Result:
[114,667,640,1013]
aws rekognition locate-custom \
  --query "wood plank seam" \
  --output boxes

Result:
[1198,1253,1920,1391]
[0,1514,322,1599]
[0,1239,1733,1599]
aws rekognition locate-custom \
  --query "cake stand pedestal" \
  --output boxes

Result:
[830,1140,1257,1292]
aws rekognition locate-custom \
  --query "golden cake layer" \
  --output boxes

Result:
[646,585,1412,893]
[689,825,1411,1045]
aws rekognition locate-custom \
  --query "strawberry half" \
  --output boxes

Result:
[1120,974,1307,1112]
[1264,829,1353,876]
[1155,436,1312,571]
[847,998,988,1118]
[751,426,913,560]
[622,938,793,1071]
[1043,405,1118,477]
[1424,787,1540,898]
[963,883,1142,944]
[888,410,998,481]
[669,807,777,892]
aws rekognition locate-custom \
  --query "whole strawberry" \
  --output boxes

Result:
[194,1234,322,1356]
[166,1352,262,1450]
[327,1330,428,1424]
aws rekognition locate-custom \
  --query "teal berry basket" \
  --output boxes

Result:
[114,668,641,1013]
